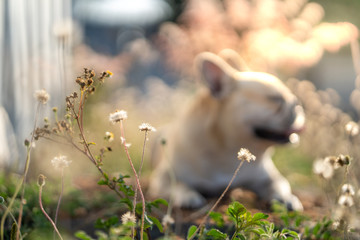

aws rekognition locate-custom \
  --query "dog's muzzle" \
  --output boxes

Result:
[254,105,305,143]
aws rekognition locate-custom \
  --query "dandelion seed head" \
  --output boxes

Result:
[139,123,156,132]
[338,194,354,207]
[34,89,50,104]
[121,211,136,224]
[109,110,127,123]
[237,148,256,162]
[51,155,72,170]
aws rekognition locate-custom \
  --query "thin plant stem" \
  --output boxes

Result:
[0,103,41,240]
[38,183,63,240]
[132,130,148,239]
[119,120,145,240]
[188,159,246,240]
[0,202,23,240]
[16,103,42,240]
[54,168,64,240]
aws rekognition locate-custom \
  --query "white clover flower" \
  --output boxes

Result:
[121,211,136,224]
[345,121,359,137]
[139,123,156,132]
[338,194,354,207]
[105,131,114,142]
[109,110,127,124]
[237,148,256,162]
[34,89,50,104]
[51,155,72,170]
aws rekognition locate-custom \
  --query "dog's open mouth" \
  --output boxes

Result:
[254,127,293,143]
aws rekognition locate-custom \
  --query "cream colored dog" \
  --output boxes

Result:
[149,50,305,211]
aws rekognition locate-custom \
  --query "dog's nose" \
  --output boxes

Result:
[290,105,305,132]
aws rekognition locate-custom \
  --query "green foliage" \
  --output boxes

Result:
[187,201,300,240]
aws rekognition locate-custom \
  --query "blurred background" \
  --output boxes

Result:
[1,0,360,237]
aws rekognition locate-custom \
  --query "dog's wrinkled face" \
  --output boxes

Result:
[232,72,305,144]
[198,53,305,148]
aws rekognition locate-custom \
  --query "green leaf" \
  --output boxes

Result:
[209,212,225,227]
[207,229,228,239]
[149,215,164,233]
[252,212,268,221]
[238,234,246,240]
[187,225,197,240]
[228,201,247,218]
[75,230,95,240]
[120,198,133,210]
[151,198,168,208]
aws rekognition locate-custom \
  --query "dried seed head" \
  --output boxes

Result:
[237,148,256,162]
[34,89,50,104]
[139,123,156,132]
[109,110,127,124]
[51,155,72,170]
[345,121,359,137]
[121,211,136,225]
[338,194,354,207]
[336,154,350,166]
[313,158,334,179]
[341,184,355,196]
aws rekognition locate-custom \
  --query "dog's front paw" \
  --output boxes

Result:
[173,184,206,208]
[273,194,303,211]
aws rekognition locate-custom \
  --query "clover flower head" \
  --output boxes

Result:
[121,211,136,224]
[237,148,256,162]
[109,110,127,123]
[139,123,156,132]
[51,155,72,170]
[34,89,50,104]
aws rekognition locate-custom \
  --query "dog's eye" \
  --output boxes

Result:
[268,95,284,112]
[268,95,284,103]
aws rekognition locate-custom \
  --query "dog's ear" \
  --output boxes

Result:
[196,52,236,98]
[218,49,250,72]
